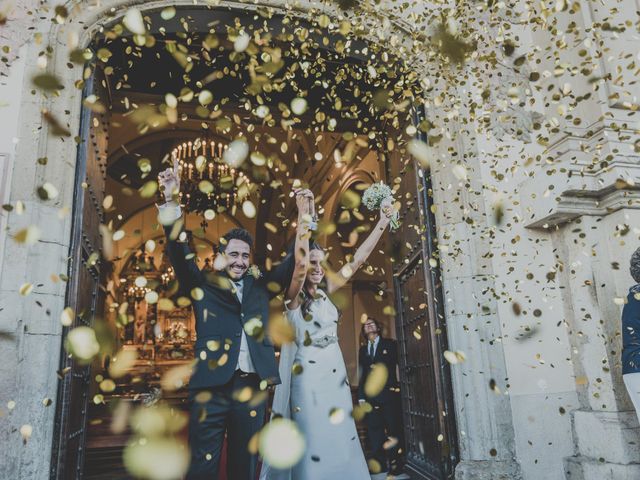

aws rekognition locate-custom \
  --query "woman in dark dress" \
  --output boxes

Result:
[622,247,640,418]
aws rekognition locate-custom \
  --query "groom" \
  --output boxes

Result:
[157,161,309,480]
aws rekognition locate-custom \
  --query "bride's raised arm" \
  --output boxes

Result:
[285,188,313,309]
[327,197,396,294]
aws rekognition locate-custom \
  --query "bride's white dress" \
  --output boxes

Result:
[260,289,370,480]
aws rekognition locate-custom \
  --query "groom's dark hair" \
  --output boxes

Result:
[220,228,254,252]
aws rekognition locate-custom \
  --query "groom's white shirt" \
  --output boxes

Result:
[158,201,256,374]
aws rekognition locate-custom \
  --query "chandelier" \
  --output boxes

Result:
[172,137,253,214]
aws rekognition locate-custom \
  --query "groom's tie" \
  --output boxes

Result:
[233,280,243,302]
[368,340,375,359]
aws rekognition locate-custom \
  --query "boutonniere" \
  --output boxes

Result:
[383,349,388,355]
[248,264,262,279]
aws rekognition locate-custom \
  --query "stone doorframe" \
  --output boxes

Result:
[0,1,521,478]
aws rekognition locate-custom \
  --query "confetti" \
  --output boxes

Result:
[122,9,145,35]
[65,327,100,364]
[258,418,305,469]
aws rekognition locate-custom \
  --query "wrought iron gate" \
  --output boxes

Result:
[50,62,109,480]
[387,120,459,479]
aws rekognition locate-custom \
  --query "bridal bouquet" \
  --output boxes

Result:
[362,182,400,231]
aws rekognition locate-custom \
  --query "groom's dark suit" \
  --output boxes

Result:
[164,223,294,480]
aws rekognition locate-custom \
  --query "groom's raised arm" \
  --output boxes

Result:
[159,202,205,293]
[158,159,205,294]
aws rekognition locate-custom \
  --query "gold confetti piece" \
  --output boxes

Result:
[176,296,191,308]
[291,97,308,115]
[19,283,33,296]
[267,313,296,346]
[123,437,190,480]
[32,73,63,91]
[233,32,250,53]
[165,93,177,109]
[13,225,41,245]
[213,254,228,271]
[144,290,158,304]
[157,298,175,311]
[160,6,176,20]
[60,307,74,326]
[329,407,345,425]
[145,239,156,254]
[191,287,204,301]
[65,326,100,363]
[20,424,32,444]
[242,200,256,219]
[384,436,399,450]
[259,418,305,469]
[452,164,468,181]
[203,209,215,221]
[383,305,396,316]
[161,363,193,391]
[244,317,264,338]
[367,459,382,474]
[489,379,502,394]
[413,326,422,340]
[99,379,116,393]
[198,180,214,194]
[443,350,466,365]
[123,8,145,35]
[139,180,158,198]
[234,386,253,403]
[364,363,388,398]
[198,90,213,106]
[264,222,277,233]
[575,376,588,386]
[110,400,131,435]
[223,139,249,168]
[340,189,361,209]
[107,349,137,381]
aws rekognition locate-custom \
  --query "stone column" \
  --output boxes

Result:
[429,119,523,479]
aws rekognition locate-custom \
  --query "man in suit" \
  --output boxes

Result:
[358,317,404,476]
[158,161,309,480]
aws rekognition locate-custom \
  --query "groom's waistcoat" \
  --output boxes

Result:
[164,225,293,390]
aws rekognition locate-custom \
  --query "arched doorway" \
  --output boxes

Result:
[50,4,458,479]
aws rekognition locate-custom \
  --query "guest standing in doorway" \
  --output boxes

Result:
[358,317,404,476]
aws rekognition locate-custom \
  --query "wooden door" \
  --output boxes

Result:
[50,63,110,480]
[386,115,459,479]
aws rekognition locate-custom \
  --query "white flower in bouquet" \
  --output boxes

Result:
[362,182,400,231]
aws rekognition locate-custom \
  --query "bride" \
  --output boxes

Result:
[261,189,395,480]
